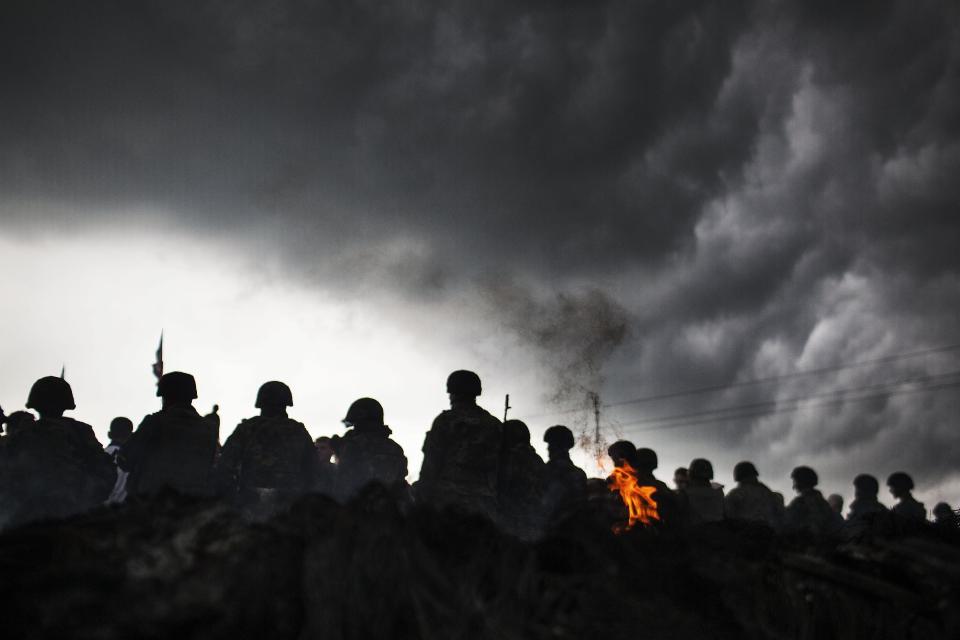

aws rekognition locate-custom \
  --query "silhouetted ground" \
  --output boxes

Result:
[1,488,958,639]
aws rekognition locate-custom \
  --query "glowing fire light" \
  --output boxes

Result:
[608,462,659,532]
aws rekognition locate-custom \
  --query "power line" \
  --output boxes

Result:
[612,369,960,428]
[620,377,960,433]
[518,342,960,420]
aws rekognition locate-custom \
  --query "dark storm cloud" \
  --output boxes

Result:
[2,1,959,492]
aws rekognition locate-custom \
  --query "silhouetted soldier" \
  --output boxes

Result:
[680,458,724,524]
[541,425,587,527]
[214,381,316,508]
[847,474,887,519]
[1,377,115,526]
[784,466,841,535]
[887,472,926,521]
[313,436,337,496]
[933,502,958,530]
[497,419,546,539]
[336,398,408,501]
[417,370,502,521]
[844,474,890,537]
[673,467,689,492]
[723,461,782,528]
[120,372,218,497]
[606,441,674,526]
[2,410,35,437]
[104,417,133,504]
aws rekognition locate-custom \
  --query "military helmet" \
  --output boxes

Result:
[503,419,531,447]
[634,447,658,472]
[544,424,575,450]
[607,440,637,465]
[256,381,293,408]
[446,370,482,396]
[853,473,879,495]
[26,376,76,412]
[343,397,384,427]
[689,458,715,481]
[791,465,819,489]
[887,471,914,492]
[156,371,198,400]
[733,461,759,482]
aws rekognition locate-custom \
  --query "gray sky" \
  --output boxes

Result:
[1,0,959,508]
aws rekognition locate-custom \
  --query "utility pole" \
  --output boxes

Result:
[503,394,511,422]
[591,391,601,446]
[590,391,604,473]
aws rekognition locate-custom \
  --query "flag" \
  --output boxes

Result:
[152,332,164,382]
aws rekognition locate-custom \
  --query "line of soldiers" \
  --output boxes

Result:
[1,370,956,537]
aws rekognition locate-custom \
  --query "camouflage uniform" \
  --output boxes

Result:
[121,406,219,497]
[336,424,408,501]
[1,417,115,525]
[498,436,547,539]
[214,415,317,501]
[417,405,502,520]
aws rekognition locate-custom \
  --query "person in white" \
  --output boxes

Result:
[104,417,133,504]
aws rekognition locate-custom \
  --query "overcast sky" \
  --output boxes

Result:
[1,0,959,508]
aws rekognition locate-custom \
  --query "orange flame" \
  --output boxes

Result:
[608,462,659,532]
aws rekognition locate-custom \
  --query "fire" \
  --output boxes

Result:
[608,462,659,532]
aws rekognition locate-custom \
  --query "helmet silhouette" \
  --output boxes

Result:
[635,447,658,472]
[446,370,482,396]
[156,372,198,401]
[733,461,758,482]
[689,458,714,481]
[853,473,880,495]
[791,466,819,490]
[502,419,531,447]
[343,397,384,427]
[26,376,76,413]
[544,425,575,450]
[255,381,293,408]
[887,471,914,492]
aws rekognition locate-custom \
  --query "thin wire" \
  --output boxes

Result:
[611,369,960,428]
[622,379,960,433]
[517,342,960,420]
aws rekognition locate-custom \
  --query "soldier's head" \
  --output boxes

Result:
[544,425,575,460]
[502,420,531,449]
[256,381,293,417]
[853,474,880,499]
[156,372,197,407]
[634,447,658,474]
[733,461,759,483]
[607,440,637,469]
[673,467,689,491]
[26,376,76,417]
[688,458,714,484]
[933,502,955,525]
[791,466,818,493]
[827,493,844,514]
[108,417,134,444]
[4,410,35,436]
[343,397,384,431]
[886,471,914,499]
[446,370,481,407]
